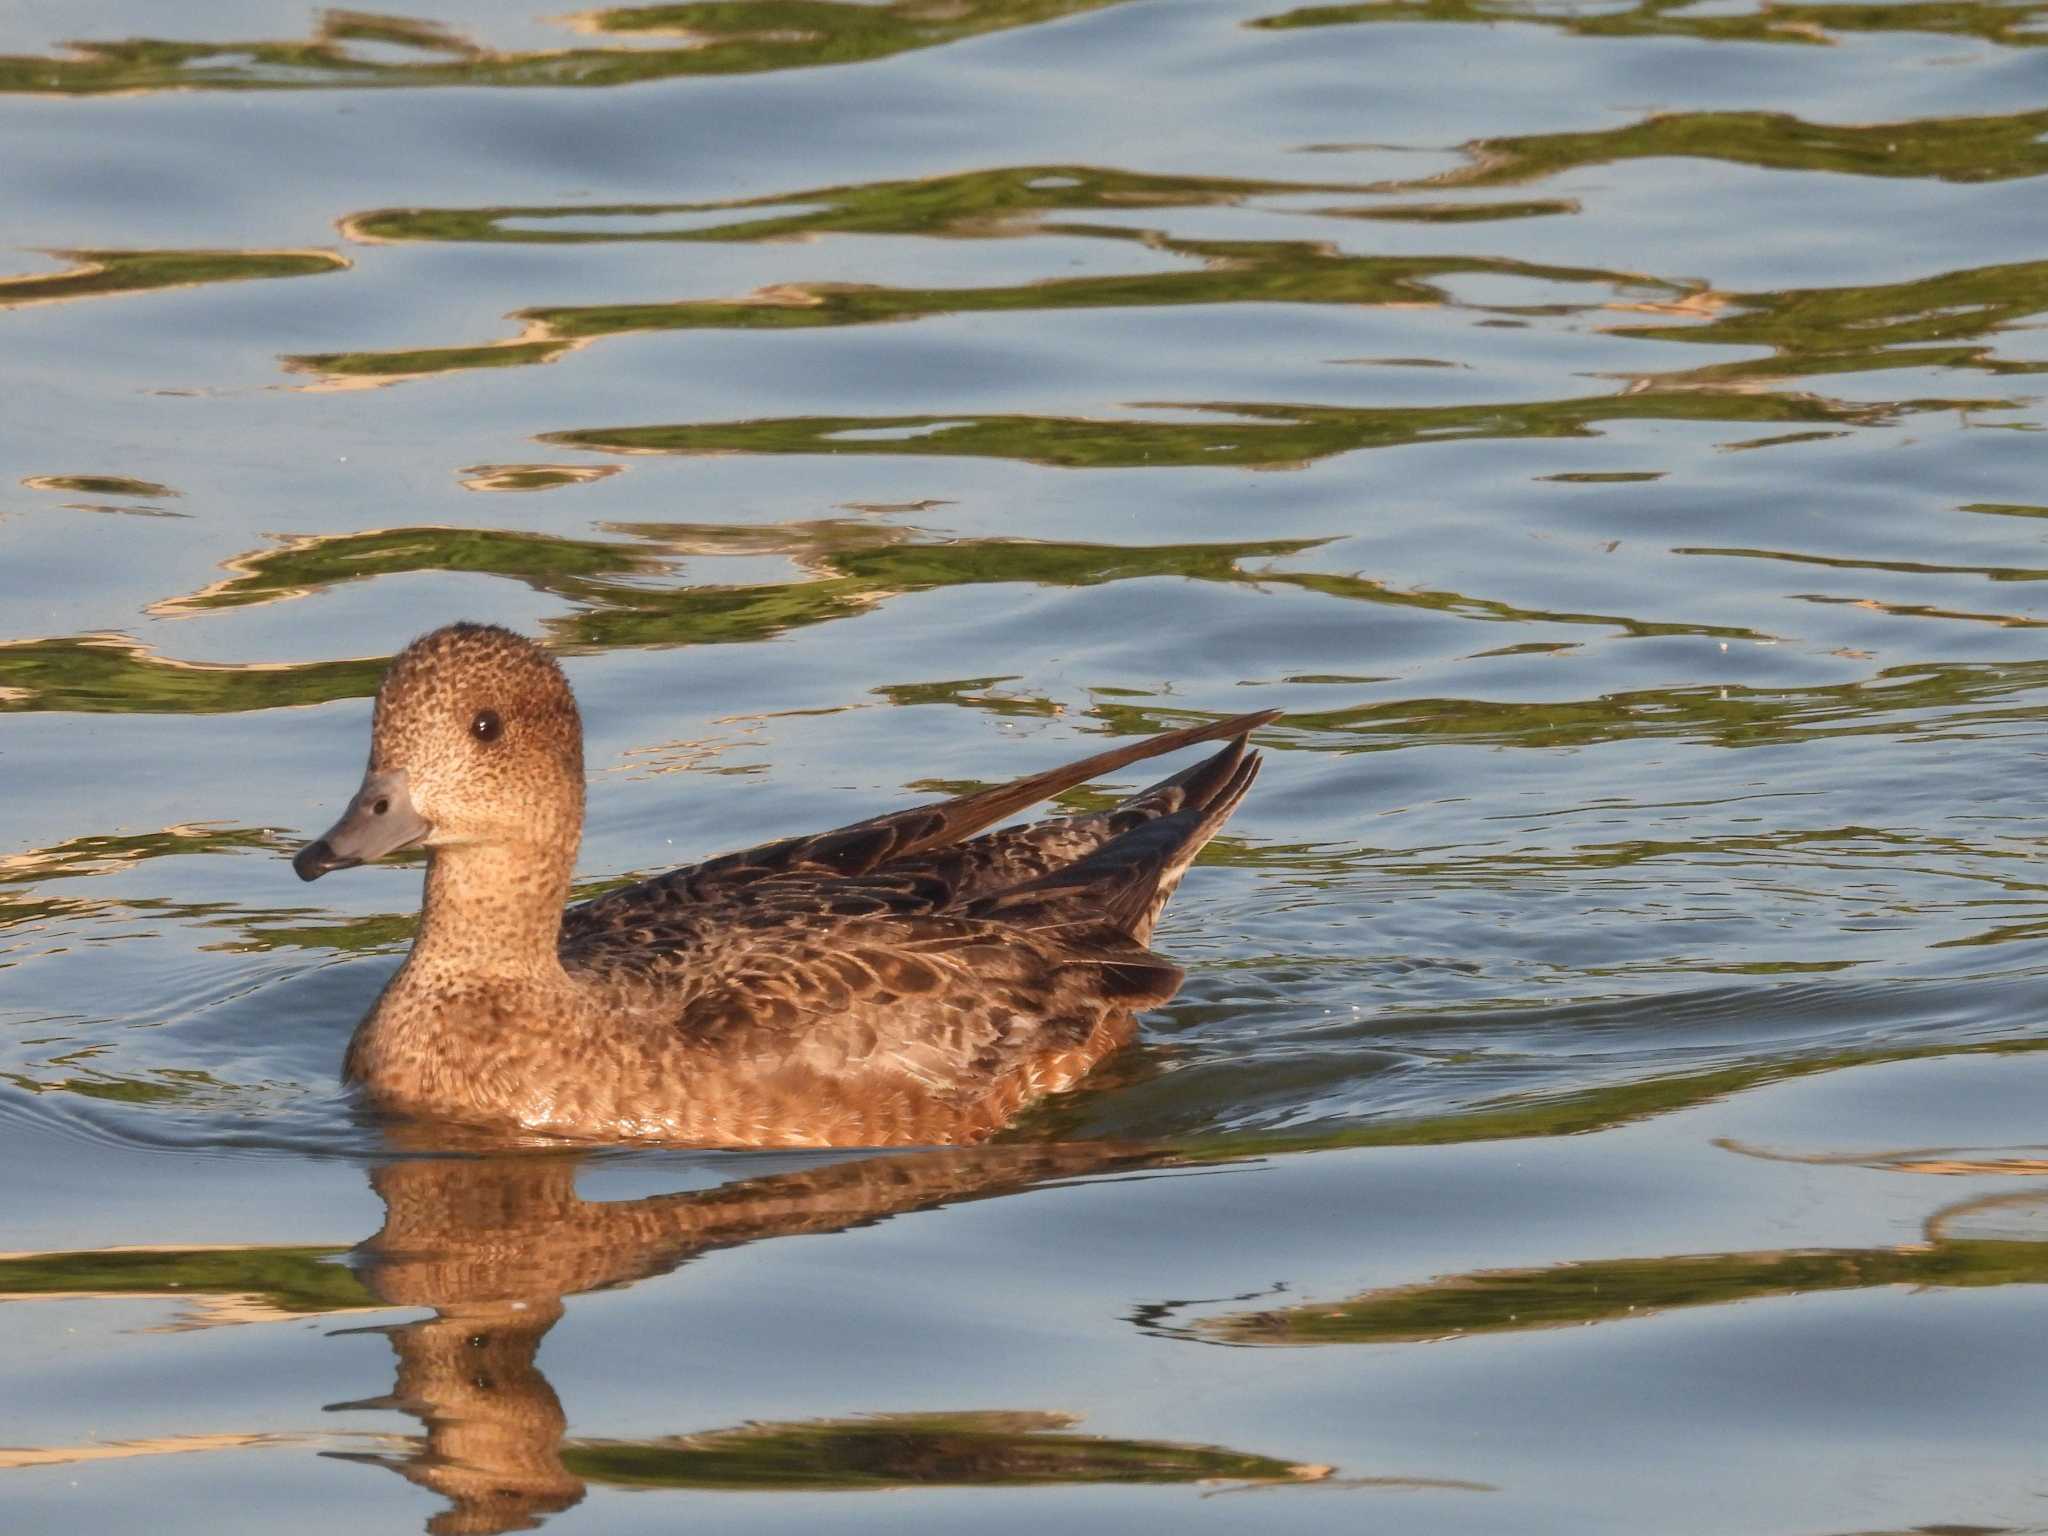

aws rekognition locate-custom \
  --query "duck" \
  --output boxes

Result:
[293,623,1275,1147]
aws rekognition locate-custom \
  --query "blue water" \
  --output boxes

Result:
[4,1,2048,1529]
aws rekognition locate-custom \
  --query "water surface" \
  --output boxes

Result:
[4,1,2048,1530]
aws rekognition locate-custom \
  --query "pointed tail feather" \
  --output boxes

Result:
[968,746,1262,944]
[1112,729,1251,822]
[895,707,1279,858]
[1120,749,1262,943]
[689,708,1280,886]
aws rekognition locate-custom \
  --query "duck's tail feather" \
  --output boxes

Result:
[967,743,1263,948]
[898,720,1271,908]
[1110,726,1254,822]
[680,708,1280,891]
[1118,747,1263,945]
[895,707,1279,861]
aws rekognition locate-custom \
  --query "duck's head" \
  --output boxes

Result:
[293,624,585,882]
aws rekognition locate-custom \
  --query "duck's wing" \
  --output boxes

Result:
[962,741,1262,947]
[583,750,1263,1096]
[657,906,1171,1094]
[562,708,1277,943]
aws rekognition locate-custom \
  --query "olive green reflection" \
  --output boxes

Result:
[1160,655,2048,751]
[344,164,1380,247]
[1257,0,2048,50]
[287,239,1666,383]
[298,151,2048,394]
[293,223,2041,399]
[0,249,347,308]
[1675,543,2048,631]
[1074,1037,2048,1162]
[0,824,280,882]
[0,1245,370,1314]
[0,526,1324,714]
[2,513,1811,719]
[1416,106,2048,190]
[0,819,615,978]
[1190,1235,2048,1346]
[342,103,2048,265]
[0,632,385,715]
[0,1065,248,1105]
[541,387,1983,472]
[162,520,1328,653]
[564,1411,1321,1491]
[1615,259,2048,389]
[0,1,1126,95]
[21,475,178,498]
[14,597,2048,749]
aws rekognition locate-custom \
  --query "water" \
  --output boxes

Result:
[4,0,2047,1528]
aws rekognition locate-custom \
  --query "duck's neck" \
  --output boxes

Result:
[403,841,575,987]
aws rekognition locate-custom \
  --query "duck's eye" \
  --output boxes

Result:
[471,708,503,744]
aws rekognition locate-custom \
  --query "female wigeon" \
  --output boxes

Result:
[295,623,1272,1146]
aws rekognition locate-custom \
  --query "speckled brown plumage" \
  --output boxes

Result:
[299,623,1275,1147]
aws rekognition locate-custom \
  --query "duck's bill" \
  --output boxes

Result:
[293,770,431,882]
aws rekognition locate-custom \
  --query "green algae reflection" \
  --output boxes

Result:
[542,389,1972,473]
[287,237,1667,384]
[1256,0,2048,50]
[566,1410,1325,1490]
[340,106,2048,260]
[1191,1237,2048,1346]
[1061,1035,2048,1163]
[157,521,1327,647]
[0,824,282,886]
[296,145,2048,393]
[296,165,1653,385]
[1423,106,2048,189]
[21,474,179,499]
[0,515,1805,721]
[1235,656,2048,751]
[0,526,1322,713]
[0,249,347,309]
[342,164,1388,247]
[0,1,1127,95]
[0,1245,370,1315]
[18,524,2048,739]
[1614,258,2048,389]
[0,633,385,716]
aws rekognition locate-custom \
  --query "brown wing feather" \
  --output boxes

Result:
[560,732,1259,980]
[636,908,1134,1099]
[579,755,1262,1093]
[969,751,1262,945]
[563,708,1279,943]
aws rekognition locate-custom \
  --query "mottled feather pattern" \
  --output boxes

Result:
[555,747,1260,1094]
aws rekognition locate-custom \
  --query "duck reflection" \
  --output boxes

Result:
[337,1293,576,1533]
[332,1144,1318,1533]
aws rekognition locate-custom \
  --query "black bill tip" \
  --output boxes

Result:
[292,839,358,883]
